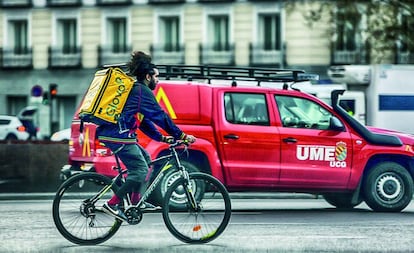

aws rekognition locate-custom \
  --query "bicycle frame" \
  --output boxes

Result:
[90,142,195,209]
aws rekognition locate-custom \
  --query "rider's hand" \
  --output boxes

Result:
[161,135,175,144]
[181,134,196,144]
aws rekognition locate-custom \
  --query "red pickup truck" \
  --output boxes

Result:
[62,65,414,212]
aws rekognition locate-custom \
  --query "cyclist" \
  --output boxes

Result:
[98,51,196,220]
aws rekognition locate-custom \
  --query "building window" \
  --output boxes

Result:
[99,14,130,65]
[107,17,127,53]
[9,20,29,54]
[50,17,81,68]
[332,6,366,64]
[7,96,27,116]
[3,17,32,68]
[46,0,82,7]
[160,16,180,52]
[336,12,358,51]
[58,19,77,53]
[250,9,284,67]
[1,0,32,8]
[151,12,184,64]
[396,12,414,64]
[208,15,229,51]
[260,14,281,51]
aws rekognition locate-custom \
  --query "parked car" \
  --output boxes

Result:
[51,128,71,142]
[0,115,30,140]
[62,64,414,213]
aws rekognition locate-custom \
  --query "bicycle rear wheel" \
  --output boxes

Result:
[162,172,231,243]
[52,172,121,245]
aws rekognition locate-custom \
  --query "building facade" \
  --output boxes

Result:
[0,0,411,137]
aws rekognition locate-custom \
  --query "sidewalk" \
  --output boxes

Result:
[0,192,318,201]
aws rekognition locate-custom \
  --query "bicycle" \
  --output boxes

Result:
[52,140,232,245]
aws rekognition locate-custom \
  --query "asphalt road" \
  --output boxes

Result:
[1,196,414,253]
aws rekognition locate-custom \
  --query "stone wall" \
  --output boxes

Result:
[0,141,68,192]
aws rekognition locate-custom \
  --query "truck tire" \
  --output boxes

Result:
[363,162,413,212]
[151,161,200,208]
[323,192,362,209]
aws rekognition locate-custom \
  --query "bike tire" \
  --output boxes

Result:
[52,172,122,245]
[162,172,232,244]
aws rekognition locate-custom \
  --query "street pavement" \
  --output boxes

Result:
[0,192,318,201]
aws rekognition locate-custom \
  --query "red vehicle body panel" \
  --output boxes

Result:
[67,79,414,194]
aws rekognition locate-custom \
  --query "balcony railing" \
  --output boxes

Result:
[249,43,285,68]
[0,0,32,7]
[395,44,414,64]
[331,42,369,65]
[396,51,414,64]
[98,45,132,67]
[199,43,235,66]
[96,0,132,5]
[1,47,33,69]
[150,44,185,64]
[46,0,82,7]
[198,0,234,2]
[148,0,186,4]
[48,46,82,68]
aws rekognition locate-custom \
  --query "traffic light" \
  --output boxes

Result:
[49,83,58,99]
[42,91,49,105]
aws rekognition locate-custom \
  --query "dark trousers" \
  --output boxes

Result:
[104,142,151,198]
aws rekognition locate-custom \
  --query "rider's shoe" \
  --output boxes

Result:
[102,202,128,221]
[140,201,161,212]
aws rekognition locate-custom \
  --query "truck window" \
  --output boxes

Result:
[275,95,331,130]
[224,93,269,126]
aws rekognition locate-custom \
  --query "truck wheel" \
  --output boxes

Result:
[151,161,200,208]
[363,162,413,212]
[323,192,362,209]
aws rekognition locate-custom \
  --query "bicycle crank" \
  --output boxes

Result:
[124,207,143,225]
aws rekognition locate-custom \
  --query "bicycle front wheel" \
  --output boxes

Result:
[52,172,121,245]
[162,172,231,243]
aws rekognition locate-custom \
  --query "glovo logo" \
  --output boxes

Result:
[105,76,126,119]
[82,128,91,157]
[155,87,177,119]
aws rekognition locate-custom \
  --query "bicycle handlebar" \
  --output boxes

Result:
[169,140,191,148]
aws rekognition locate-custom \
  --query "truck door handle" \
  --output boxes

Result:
[224,134,239,140]
[283,137,297,143]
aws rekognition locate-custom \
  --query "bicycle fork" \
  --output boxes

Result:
[181,169,199,211]
[170,147,199,211]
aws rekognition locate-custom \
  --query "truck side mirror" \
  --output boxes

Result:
[329,116,345,131]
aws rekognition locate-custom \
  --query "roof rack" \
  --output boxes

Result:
[100,63,319,85]
[157,65,319,85]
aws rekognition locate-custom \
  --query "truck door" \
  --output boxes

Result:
[274,95,353,188]
[216,91,281,187]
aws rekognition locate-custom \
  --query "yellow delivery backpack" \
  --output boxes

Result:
[79,67,135,125]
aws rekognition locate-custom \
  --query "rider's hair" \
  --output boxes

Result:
[128,51,155,82]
